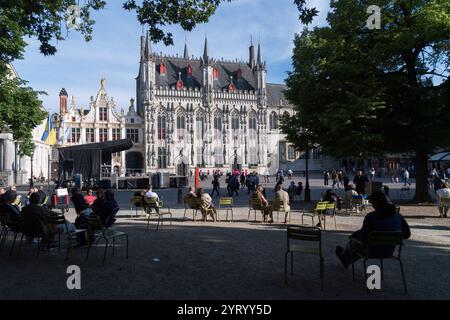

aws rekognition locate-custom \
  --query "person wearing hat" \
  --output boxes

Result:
[335,190,410,268]
[436,182,450,218]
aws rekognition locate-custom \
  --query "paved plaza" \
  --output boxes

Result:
[1,175,449,299]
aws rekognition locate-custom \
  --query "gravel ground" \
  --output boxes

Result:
[1,200,449,300]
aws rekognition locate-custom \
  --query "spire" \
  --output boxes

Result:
[145,30,151,58]
[203,36,209,64]
[257,40,262,66]
[183,41,189,60]
[140,34,146,61]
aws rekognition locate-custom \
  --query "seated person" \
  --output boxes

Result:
[20,192,56,247]
[323,189,341,210]
[96,190,119,227]
[335,190,411,268]
[91,188,105,214]
[343,184,358,209]
[184,187,199,209]
[144,185,160,214]
[0,190,21,225]
[196,188,216,221]
[254,185,273,223]
[84,188,97,206]
[0,188,5,205]
[37,186,48,206]
[273,184,291,223]
[71,188,92,216]
[436,182,450,218]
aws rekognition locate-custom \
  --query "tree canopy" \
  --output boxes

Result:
[283,0,450,201]
[0,0,231,157]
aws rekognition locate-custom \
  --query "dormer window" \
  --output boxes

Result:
[228,76,236,92]
[187,64,193,77]
[237,68,242,80]
[213,66,219,80]
[160,62,167,75]
[176,72,184,90]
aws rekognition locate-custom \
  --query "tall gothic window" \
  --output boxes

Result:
[158,147,167,168]
[213,116,222,139]
[196,116,204,140]
[269,112,278,130]
[177,115,186,140]
[249,114,257,141]
[157,115,166,140]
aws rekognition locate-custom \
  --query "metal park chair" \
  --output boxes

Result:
[301,201,328,227]
[218,197,234,222]
[350,231,407,293]
[272,199,291,224]
[248,197,264,222]
[85,215,128,266]
[144,197,172,231]
[284,226,323,290]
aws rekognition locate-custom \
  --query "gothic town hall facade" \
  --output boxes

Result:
[54,33,302,176]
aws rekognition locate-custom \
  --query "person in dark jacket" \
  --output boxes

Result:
[335,190,410,268]
[1,190,21,223]
[353,170,369,195]
[91,188,105,214]
[20,192,56,246]
[71,188,92,216]
[97,190,119,227]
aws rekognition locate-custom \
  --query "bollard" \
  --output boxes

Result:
[178,188,182,204]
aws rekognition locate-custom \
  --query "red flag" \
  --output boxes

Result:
[195,166,200,190]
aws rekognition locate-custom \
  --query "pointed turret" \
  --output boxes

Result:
[202,36,209,64]
[257,41,262,66]
[183,41,189,59]
[140,34,146,62]
[145,30,151,59]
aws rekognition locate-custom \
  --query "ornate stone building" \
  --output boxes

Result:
[55,33,338,177]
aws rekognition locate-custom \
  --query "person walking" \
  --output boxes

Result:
[403,169,411,186]
[211,176,220,197]
[324,170,330,186]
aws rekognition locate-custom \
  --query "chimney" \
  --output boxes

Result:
[249,36,255,69]
[59,88,68,116]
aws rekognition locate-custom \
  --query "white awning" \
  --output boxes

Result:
[429,152,450,161]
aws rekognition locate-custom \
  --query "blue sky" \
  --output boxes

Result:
[14,0,330,113]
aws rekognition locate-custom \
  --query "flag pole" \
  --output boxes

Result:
[47,114,51,193]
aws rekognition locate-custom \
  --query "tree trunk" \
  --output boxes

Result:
[414,149,432,203]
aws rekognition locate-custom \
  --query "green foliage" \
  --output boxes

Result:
[123,0,232,45]
[0,71,46,157]
[284,0,450,201]
[0,0,231,157]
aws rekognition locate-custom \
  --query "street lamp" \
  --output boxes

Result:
[30,148,35,188]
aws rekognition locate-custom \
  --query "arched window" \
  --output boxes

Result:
[177,115,186,140]
[231,115,239,130]
[157,114,166,140]
[196,116,204,140]
[269,112,278,130]
[214,116,222,140]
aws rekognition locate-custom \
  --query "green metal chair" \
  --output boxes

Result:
[301,201,328,227]
[323,203,338,230]
[199,201,217,222]
[285,225,323,290]
[350,231,407,293]
[248,197,264,222]
[130,195,145,217]
[218,197,234,222]
[272,199,291,223]
[145,197,172,231]
[85,215,128,266]
[183,196,200,221]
